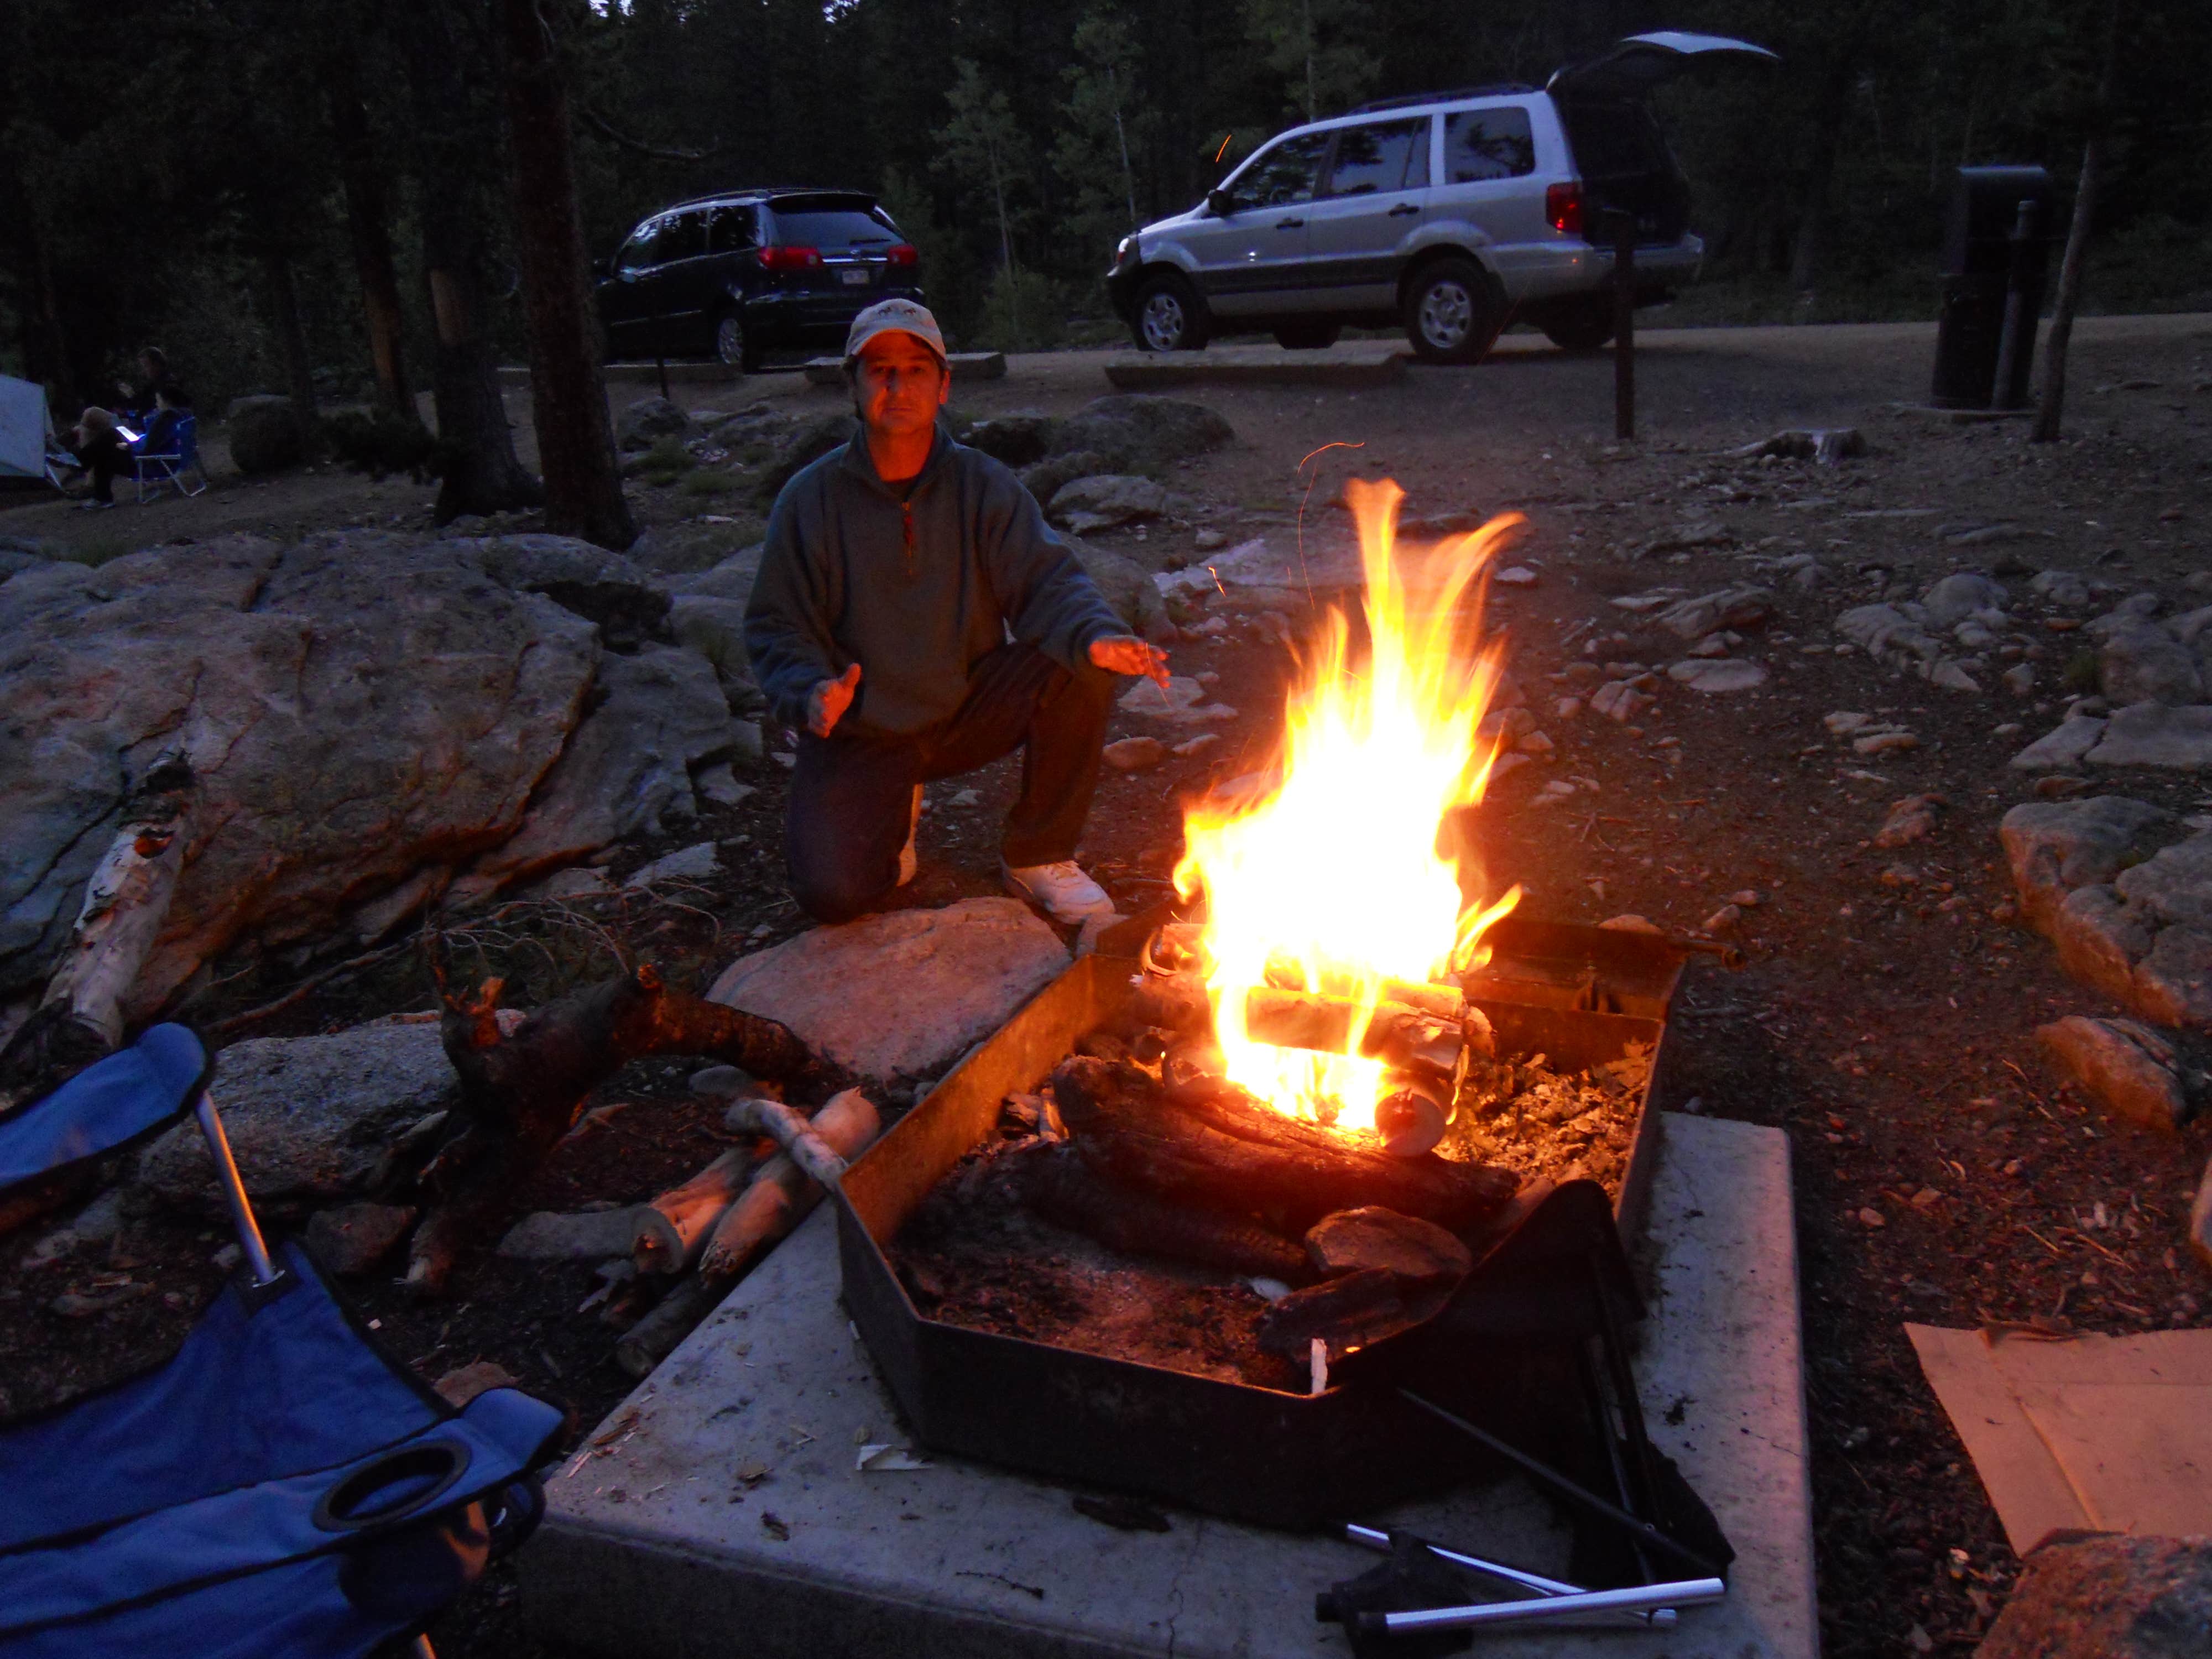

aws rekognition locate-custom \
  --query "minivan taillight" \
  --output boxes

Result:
[1546,182,1584,237]
[756,244,823,270]
[885,243,919,267]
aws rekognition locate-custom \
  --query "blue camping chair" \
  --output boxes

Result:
[131,410,208,503]
[0,1026,564,1659]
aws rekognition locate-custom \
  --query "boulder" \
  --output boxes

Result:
[453,534,671,650]
[1653,586,1774,641]
[1919,572,2009,628]
[0,535,599,1013]
[2011,716,2109,772]
[615,396,696,452]
[1978,1534,2212,1659]
[1074,545,1174,644]
[472,643,732,884]
[2030,568,2091,608]
[2000,796,2178,933]
[625,519,764,578]
[706,897,1070,1083]
[2099,623,2203,706]
[669,595,752,692]
[1102,736,1166,772]
[625,840,718,888]
[1020,449,1112,508]
[1874,794,1944,848]
[1048,474,1170,535]
[138,1022,457,1208]
[304,1201,419,1275]
[226,395,304,474]
[2036,1015,2194,1131]
[2087,704,2212,769]
[669,544,765,603]
[1048,395,1234,474]
[1666,658,1768,693]
[961,411,1057,467]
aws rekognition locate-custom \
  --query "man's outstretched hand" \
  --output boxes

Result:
[1089,634,1171,691]
[807,662,863,737]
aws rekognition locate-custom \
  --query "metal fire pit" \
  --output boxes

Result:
[833,916,1691,1527]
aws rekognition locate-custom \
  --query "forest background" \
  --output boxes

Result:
[2,0,2206,421]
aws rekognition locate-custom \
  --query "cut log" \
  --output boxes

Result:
[0,754,194,1110]
[1241,988,1489,1073]
[1305,1207,1473,1284]
[1018,1144,1312,1282]
[613,1273,719,1378]
[632,1148,755,1275]
[497,1205,653,1261]
[723,1097,847,1188]
[696,1088,879,1282]
[1049,1056,1515,1234]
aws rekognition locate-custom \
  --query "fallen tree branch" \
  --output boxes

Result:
[578,105,726,162]
[723,1097,847,1188]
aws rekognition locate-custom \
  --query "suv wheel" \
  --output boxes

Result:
[1273,321,1342,351]
[1133,274,1209,352]
[1402,259,1502,366]
[714,312,751,371]
[1538,296,1617,352]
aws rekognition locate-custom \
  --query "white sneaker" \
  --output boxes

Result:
[1002,858,1115,925]
[897,785,921,887]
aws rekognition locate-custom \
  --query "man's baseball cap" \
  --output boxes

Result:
[844,299,948,369]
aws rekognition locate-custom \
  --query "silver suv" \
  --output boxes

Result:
[1105,32,1775,363]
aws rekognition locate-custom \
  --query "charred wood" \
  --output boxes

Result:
[1018,1143,1312,1283]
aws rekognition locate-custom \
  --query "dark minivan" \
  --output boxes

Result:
[595,188,924,371]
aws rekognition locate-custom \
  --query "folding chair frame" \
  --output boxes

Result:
[131,415,208,504]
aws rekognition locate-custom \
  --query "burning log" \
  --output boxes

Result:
[1048,1056,1516,1234]
[1255,1266,1452,1363]
[1018,1143,1313,1283]
[1240,988,1488,1076]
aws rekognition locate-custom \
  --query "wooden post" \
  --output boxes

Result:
[1611,210,1636,442]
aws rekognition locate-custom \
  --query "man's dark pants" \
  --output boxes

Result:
[68,430,132,503]
[786,643,1113,923]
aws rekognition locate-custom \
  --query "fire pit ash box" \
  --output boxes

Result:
[832,916,1691,1526]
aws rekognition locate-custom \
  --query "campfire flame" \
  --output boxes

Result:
[1174,480,1524,1133]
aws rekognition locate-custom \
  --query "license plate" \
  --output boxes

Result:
[839,268,870,287]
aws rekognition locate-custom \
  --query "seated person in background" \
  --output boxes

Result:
[114,346,190,420]
[744,299,1170,927]
[65,388,182,509]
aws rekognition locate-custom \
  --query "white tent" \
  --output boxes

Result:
[0,375,58,482]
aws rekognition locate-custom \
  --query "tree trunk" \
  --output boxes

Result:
[1788,55,1858,294]
[402,0,543,523]
[327,72,415,421]
[260,248,321,438]
[2033,3,2123,445]
[499,0,635,549]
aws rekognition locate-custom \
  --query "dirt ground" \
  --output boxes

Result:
[7,313,2212,1657]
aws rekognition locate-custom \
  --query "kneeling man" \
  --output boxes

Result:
[744,299,1168,926]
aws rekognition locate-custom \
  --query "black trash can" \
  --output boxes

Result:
[1931,165,2053,409]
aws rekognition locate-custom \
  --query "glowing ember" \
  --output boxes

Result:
[1173,479,1524,1133]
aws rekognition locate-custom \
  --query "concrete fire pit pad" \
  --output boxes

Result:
[521,1112,1813,1658]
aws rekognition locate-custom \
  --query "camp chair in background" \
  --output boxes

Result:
[0,1026,564,1659]
[131,410,208,503]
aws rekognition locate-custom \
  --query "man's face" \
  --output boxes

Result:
[853,334,947,440]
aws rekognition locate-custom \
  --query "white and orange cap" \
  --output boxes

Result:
[843,298,948,369]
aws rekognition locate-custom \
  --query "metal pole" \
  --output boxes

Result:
[193,1092,280,1287]
[414,1637,438,1659]
[1340,1526,1677,1627]
[1397,1389,1720,1577]
[656,356,670,401]
[1363,1577,1728,1634]
[1992,198,2042,411]
[1612,210,1637,440]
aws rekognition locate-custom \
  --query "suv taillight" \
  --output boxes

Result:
[757,244,822,271]
[885,243,919,267]
[1545,182,1584,237]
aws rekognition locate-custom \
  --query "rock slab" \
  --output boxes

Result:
[706,898,1070,1082]
[139,1022,456,1207]
[2036,1016,2194,1131]
[1979,1535,2212,1659]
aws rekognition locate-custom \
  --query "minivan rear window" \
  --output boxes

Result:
[1444,107,1536,182]
[770,208,899,248]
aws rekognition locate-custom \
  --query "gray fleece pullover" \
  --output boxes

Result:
[743,431,1126,737]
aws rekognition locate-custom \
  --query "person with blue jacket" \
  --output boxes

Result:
[744,299,1170,927]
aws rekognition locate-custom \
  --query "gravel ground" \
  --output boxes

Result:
[6,312,2212,1657]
